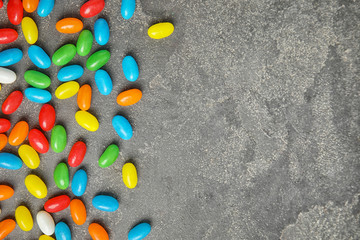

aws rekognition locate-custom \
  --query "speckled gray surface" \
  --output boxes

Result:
[0,0,359,239]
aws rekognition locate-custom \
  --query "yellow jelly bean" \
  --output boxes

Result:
[18,144,40,169]
[148,22,174,39]
[21,17,38,44]
[55,81,80,99]
[15,206,33,232]
[122,163,138,189]
[0,84,1,91]
[39,235,55,240]
[24,174,47,199]
[75,110,99,132]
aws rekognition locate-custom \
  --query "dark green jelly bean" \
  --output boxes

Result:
[51,125,67,153]
[54,162,69,190]
[86,50,110,71]
[77,30,93,56]
[24,70,51,89]
[52,44,77,66]
[98,144,119,168]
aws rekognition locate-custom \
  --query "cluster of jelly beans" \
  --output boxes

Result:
[0,0,174,239]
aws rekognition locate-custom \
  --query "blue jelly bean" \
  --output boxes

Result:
[94,69,112,95]
[71,169,87,197]
[57,65,84,82]
[24,88,52,103]
[112,115,133,140]
[128,223,151,240]
[122,55,139,82]
[37,0,55,17]
[94,18,109,46]
[55,222,71,240]
[28,45,51,69]
[0,48,23,66]
[121,0,136,20]
[92,195,119,212]
[0,153,23,170]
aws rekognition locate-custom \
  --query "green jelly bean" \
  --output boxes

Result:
[51,125,67,153]
[24,70,51,89]
[98,144,119,168]
[77,30,93,56]
[52,44,77,66]
[86,50,110,71]
[54,162,69,190]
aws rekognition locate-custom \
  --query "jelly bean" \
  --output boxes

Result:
[117,89,142,106]
[112,115,133,140]
[80,0,105,18]
[51,125,67,153]
[18,144,40,169]
[122,163,137,189]
[148,22,174,39]
[54,162,69,190]
[98,144,119,168]
[56,18,83,34]
[15,206,33,231]
[39,235,55,240]
[75,110,99,132]
[25,174,47,198]
[57,65,84,81]
[55,81,80,99]
[0,28,18,44]
[86,50,110,71]
[88,223,109,240]
[39,104,56,131]
[77,84,92,111]
[92,195,119,212]
[44,195,70,213]
[55,222,71,240]
[71,169,87,196]
[121,0,136,20]
[0,219,16,239]
[9,121,29,146]
[23,0,39,13]
[94,18,109,45]
[68,141,87,167]
[0,119,11,133]
[37,0,54,17]
[25,88,52,103]
[0,153,22,170]
[0,1,2,9]
[122,55,139,82]
[0,185,14,200]
[28,129,49,153]
[95,69,112,95]
[24,70,51,89]
[22,17,38,44]
[70,199,86,225]
[0,134,7,151]
[28,45,51,69]
[77,30,93,56]
[7,0,23,25]
[52,44,76,66]
[36,211,54,235]
[2,90,22,114]
[0,48,23,66]
[0,67,17,84]
[128,223,151,240]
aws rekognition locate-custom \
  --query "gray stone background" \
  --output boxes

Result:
[0,0,359,239]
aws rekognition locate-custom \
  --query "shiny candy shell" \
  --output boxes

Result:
[68,141,87,167]
[55,222,71,240]
[122,55,139,82]
[52,44,77,66]
[55,81,80,99]
[24,70,51,89]
[128,223,151,240]
[25,88,52,103]
[37,0,54,17]
[25,174,47,199]
[0,153,22,170]
[18,144,40,169]
[88,223,109,240]
[0,134,7,151]
[77,84,92,110]
[2,90,22,114]
[148,22,174,39]
[95,69,112,95]
[92,195,119,212]
[29,129,49,153]
[0,48,23,66]
[0,67,17,84]
[0,28,18,44]
[15,206,33,231]
[51,125,67,153]
[112,115,133,140]
[36,211,55,235]
[28,45,51,69]
[7,0,23,25]
[121,0,135,20]
[44,195,70,213]
[80,0,105,18]
[77,30,93,56]
[57,65,84,81]
[98,144,119,168]
[75,110,99,132]
[23,0,39,13]
[39,235,55,240]
[0,185,14,200]
[56,18,83,34]
[9,121,29,146]
[39,104,56,131]
[71,169,87,196]
[21,17,38,44]
[122,163,137,189]
[70,199,86,225]
[54,162,69,190]
[117,89,142,106]
[94,18,109,45]
[0,118,11,133]
[0,219,16,239]
[86,50,110,71]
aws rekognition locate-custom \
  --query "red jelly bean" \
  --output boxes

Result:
[68,141,87,167]
[28,129,49,154]
[0,29,18,44]
[0,119,11,133]
[80,0,105,18]
[7,0,23,25]
[44,195,71,213]
[39,104,56,132]
[0,1,3,9]
[2,90,23,115]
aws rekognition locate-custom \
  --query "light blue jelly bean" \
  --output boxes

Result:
[55,222,71,240]
[37,0,55,17]
[71,169,87,197]
[94,18,109,46]
[92,195,119,212]
[28,45,51,69]
[57,65,84,82]
[24,88,52,103]
[112,115,133,140]
[0,153,23,170]
[94,69,112,95]
[121,0,136,20]
[128,223,151,240]
[0,48,23,66]
[122,55,139,82]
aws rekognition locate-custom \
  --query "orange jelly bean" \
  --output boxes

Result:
[77,84,92,111]
[0,185,14,201]
[88,223,109,240]
[0,219,16,239]
[56,18,83,34]
[8,121,29,146]
[0,134,7,151]
[70,199,86,225]
[23,0,39,13]
[116,89,142,106]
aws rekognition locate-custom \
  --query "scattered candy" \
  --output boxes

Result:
[86,50,110,71]
[122,162,137,189]
[39,104,56,131]
[0,67,17,84]
[57,64,84,81]
[148,22,174,39]
[36,210,55,235]
[55,81,80,99]
[70,199,86,225]
[77,30,93,56]
[112,115,133,140]
[0,219,16,239]
[117,89,142,106]
[55,222,71,240]
[98,144,119,168]
[23,0,39,13]
[44,195,71,213]
[71,169,88,197]
[39,235,55,240]
[0,28,18,44]
[56,18,83,34]
[121,0,136,20]
[54,162,70,190]
[68,141,87,167]
[122,55,139,82]
[0,153,22,170]
[24,70,51,89]
[15,205,33,231]
[77,84,92,110]
[52,44,77,66]
[88,222,109,240]
[2,91,22,114]
[37,0,54,17]
[51,125,67,153]
[80,0,105,18]
[24,88,52,103]
[28,129,49,153]
[128,223,151,240]
[0,134,7,151]
[94,18,109,45]
[75,110,99,132]
[8,121,29,146]
[28,45,51,69]
[25,174,47,198]
[18,144,40,169]
[7,0,23,25]
[94,69,112,95]
[0,119,11,133]
[21,17,38,44]
[0,48,23,66]
[0,185,14,200]
[92,195,119,212]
